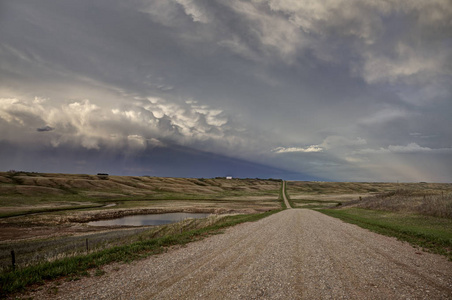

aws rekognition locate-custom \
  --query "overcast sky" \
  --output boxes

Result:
[1,0,451,182]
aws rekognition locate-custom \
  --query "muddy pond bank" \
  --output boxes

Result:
[87,212,212,226]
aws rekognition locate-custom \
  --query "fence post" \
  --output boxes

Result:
[11,250,15,271]
[86,238,89,252]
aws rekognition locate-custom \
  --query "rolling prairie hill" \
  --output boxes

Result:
[0,172,283,222]
[0,172,281,200]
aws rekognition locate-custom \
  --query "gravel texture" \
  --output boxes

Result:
[24,209,452,299]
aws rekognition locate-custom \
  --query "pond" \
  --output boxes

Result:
[87,212,212,227]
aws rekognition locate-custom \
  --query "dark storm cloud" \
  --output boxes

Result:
[1,0,451,181]
[0,140,317,180]
[37,126,54,132]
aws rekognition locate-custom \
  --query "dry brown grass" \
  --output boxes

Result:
[288,181,452,195]
[15,186,66,196]
[286,181,452,210]
[346,189,452,218]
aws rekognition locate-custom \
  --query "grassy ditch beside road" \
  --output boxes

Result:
[319,189,452,260]
[0,209,282,297]
[318,208,452,261]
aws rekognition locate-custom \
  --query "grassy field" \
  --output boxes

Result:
[286,181,452,209]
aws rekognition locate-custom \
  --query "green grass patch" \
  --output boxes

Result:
[318,208,452,260]
[0,209,281,296]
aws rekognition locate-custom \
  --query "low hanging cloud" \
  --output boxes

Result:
[273,136,367,154]
[356,143,452,155]
[359,108,412,125]
[36,125,54,132]
[319,136,367,150]
[273,145,323,154]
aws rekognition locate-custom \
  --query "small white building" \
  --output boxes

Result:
[226,176,233,180]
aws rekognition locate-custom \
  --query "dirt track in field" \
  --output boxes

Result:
[26,209,452,299]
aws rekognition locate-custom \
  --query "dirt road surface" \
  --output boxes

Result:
[26,209,452,299]
[282,181,291,208]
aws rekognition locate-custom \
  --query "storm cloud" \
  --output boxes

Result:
[1,0,451,181]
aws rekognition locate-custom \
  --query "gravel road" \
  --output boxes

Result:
[26,209,452,299]
[282,181,291,208]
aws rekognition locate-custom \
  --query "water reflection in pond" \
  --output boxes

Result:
[88,212,211,226]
